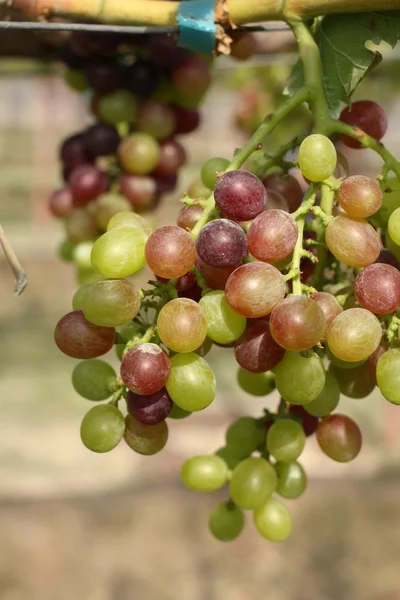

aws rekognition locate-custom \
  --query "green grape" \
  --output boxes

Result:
[266,419,306,462]
[388,207,400,246]
[215,446,242,470]
[58,239,76,262]
[107,211,153,239]
[180,455,229,491]
[166,353,216,411]
[298,134,337,182]
[168,403,192,419]
[82,279,141,327]
[72,359,117,401]
[98,90,137,125]
[326,346,366,370]
[91,227,146,278]
[229,457,277,510]
[72,241,94,270]
[64,69,88,92]
[72,283,93,310]
[376,348,400,404]
[201,157,230,189]
[209,501,244,541]
[304,371,340,417]
[225,417,265,459]
[90,193,132,231]
[119,133,161,175]
[253,497,292,541]
[124,414,168,455]
[237,368,275,396]
[275,351,326,405]
[275,461,307,499]
[199,290,246,344]
[80,405,125,453]
[77,265,103,286]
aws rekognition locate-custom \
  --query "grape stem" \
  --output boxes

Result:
[0,224,28,296]
[311,183,335,290]
[253,134,306,179]
[123,325,156,355]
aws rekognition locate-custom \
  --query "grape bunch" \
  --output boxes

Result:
[48,31,211,284]
[53,81,400,543]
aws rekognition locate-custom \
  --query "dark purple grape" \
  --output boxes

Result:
[58,40,88,69]
[214,170,267,221]
[148,35,190,68]
[154,139,186,177]
[119,173,158,212]
[127,388,172,425]
[154,174,178,195]
[375,248,399,268]
[196,218,247,268]
[84,123,120,159]
[125,60,160,96]
[196,257,236,290]
[69,165,110,206]
[171,106,201,135]
[234,321,285,373]
[60,133,92,170]
[289,405,319,437]
[85,60,122,93]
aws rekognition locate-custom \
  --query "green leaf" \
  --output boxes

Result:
[286,12,400,117]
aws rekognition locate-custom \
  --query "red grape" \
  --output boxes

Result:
[270,296,326,351]
[172,106,200,135]
[310,292,343,335]
[262,172,303,213]
[247,210,298,263]
[118,173,158,212]
[69,165,110,206]
[121,343,171,395]
[145,225,196,279]
[154,139,186,176]
[225,263,285,318]
[339,100,388,149]
[289,405,319,437]
[265,190,289,212]
[196,219,247,268]
[316,414,362,462]
[177,205,203,230]
[54,310,116,359]
[354,263,400,315]
[214,170,267,221]
[48,187,73,218]
[234,321,285,373]
[172,56,211,107]
[196,258,236,290]
[325,215,381,268]
[127,388,172,425]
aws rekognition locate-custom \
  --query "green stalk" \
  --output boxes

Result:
[289,185,317,295]
[311,183,335,289]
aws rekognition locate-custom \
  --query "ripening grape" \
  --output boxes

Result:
[237,368,275,396]
[316,414,362,462]
[126,387,172,425]
[177,205,203,231]
[275,461,307,499]
[98,89,137,125]
[376,349,400,404]
[118,173,158,212]
[181,455,229,492]
[253,497,292,541]
[388,207,400,246]
[65,68,88,92]
[229,457,277,510]
[332,361,375,399]
[80,405,125,453]
[72,283,93,310]
[201,157,230,189]
[215,447,242,470]
[304,371,340,417]
[82,279,141,327]
[172,56,211,108]
[266,419,306,462]
[118,133,160,175]
[66,208,98,242]
[54,310,116,359]
[214,170,267,221]
[198,290,246,344]
[270,296,326,351]
[124,413,168,455]
[72,359,116,401]
[121,343,171,395]
[155,139,186,176]
[310,292,343,335]
[91,227,146,278]
[196,219,247,268]
[247,210,298,264]
[90,193,132,231]
[262,172,303,213]
[327,308,382,362]
[48,187,73,218]
[166,352,216,411]
[338,175,382,218]
[225,417,265,459]
[354,264,400,315]
[298,134,337,182]
[145,226,196,279]
[325,215,381,268]
[225,263,285,318]
[339,100,388,149]
[157,298,207,353]
[275,351,326,405]
[107,211,153,238]
[208,502,244,541]
[234,320,285,373]
[136,100,176,140]
[69,165,110,206]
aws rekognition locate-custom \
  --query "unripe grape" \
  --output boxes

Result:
[124,413,168,455]
[80,405,125,453]
[157,298,207,353]
[107,211,153,238]
[91,227,146,278]
[388,207,400,246]
[266,419,306,462]
[253,497,292,541]
[275,351,326,405]
[199,290,246,344]
[166,353,216,411]
[229,457,277,510]
[304,371,340,417]
[376,349,400,404]
[208,502,244,541]
[275,461,307,499]
[82,279,141,327]
[298,134,337,182]
[327,308,382,363]
[181,455,229,492]
[72,359,116,401]
[201,157,230,189]
[98,89,137,125]
[225,417,265,459]
[237,368,276,396]
[118,133,160,175]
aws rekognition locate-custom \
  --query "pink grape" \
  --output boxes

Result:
[262,172,303,212]
[69,165,110,206]
[214,170,267,221]
[338,175,382,218]
[119,173,158,212]
[325,215,381,268]
[339,100,387,149]
[247,210,298,263]
[127,388,172,425]
[120,343,171,395]
[177,205,203,230]
[326,308,382,362]
[154,139,186,177]
[157,298,208,353]
[354,263,400,314]
[48,187,73,218]
[54,310,116,359]
[316,414,362,462]
[145,226,196,279]
[310,292,343,336]
[234,321,285,373]
[225,263,285,318]
[270,296,326,351]
[196,219,247,268]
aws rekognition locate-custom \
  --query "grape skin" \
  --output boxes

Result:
[326,308,382,363]
[157,298,208,353]
[54,310,116,359]
[121,343,171,395]
[269,296,326,352]
[275,351,326,405]
[316,414,362,462]
[145,226,196,279]
[325,215,381,268]
[247,210,298,263]
[354,263,400,315]
[253,497,292,541]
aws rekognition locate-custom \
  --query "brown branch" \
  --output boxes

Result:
[0,224,28,295]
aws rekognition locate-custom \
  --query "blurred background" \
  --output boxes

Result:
[1,28,400,600]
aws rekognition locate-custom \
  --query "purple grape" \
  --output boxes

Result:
[69,165,110,206]
[125,60,160,96]
[127,388,172,425]
[84,123,120,159]
[60,133,91,170]
[172,106,201,135]
[85,60,122,93]
[234,321,285,373]
[214,170,267,221]
[196,219,247,268]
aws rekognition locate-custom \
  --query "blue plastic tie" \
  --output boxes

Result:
[177,0,216,55]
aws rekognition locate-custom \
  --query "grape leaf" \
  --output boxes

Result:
[286,11,400,118]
